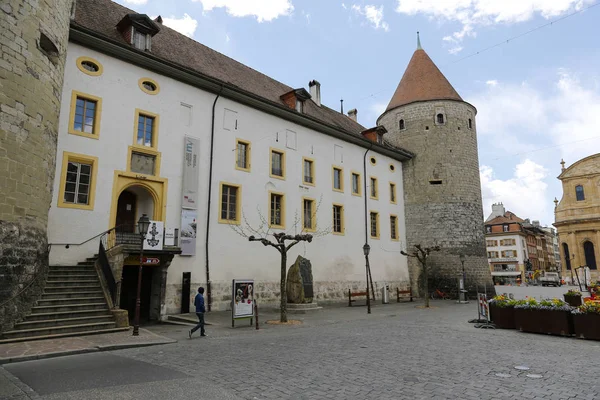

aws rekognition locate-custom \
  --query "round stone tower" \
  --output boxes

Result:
[377,36,494,296]
[0,0,73,331]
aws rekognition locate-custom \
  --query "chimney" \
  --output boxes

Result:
[309,80,321,107]
[347,108,357,122]
[532,220,540,227]
[154,15,163,24]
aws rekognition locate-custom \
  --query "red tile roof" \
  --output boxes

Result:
[385,49,462,112]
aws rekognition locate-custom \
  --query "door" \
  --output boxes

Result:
[116,190,136,232]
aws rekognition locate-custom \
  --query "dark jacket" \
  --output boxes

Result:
[194,293,205,313]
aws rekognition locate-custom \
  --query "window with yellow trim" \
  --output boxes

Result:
[390,215,399,240]
[69,91,102,139]
[57,152,98,211]
[332,166,343,192]
[370,211,380,239]
[219,183,241,224]
[390,182,397,204]
[351,172,361,196]
[370,177,378,200]
[270,148,286,179]
[302,197,316,232]
[138,78,160,95]
[133,109,159,149]
[332,204,344,235]
[235,139,251,172]
[303,158,315,186]
[76,56,103,76]
[269,192,285,228]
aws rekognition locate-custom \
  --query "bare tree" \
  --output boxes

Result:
[230,198,330,322]
[401,244,440,308]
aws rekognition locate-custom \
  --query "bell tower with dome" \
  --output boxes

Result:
[377,34,494,295]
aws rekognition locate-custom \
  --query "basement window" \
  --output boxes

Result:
[429,180,442,185]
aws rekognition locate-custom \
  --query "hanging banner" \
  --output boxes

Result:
[182,136,200,209]
[232,279,254,319]
[143,221,164,251]
[180,209,197,256]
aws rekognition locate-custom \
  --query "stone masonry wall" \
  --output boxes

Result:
[378,100,494,297]
[0,0,72,332]
[165,279,411,314]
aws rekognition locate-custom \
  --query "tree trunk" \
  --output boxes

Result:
[280,250,288,323]
[423,261,430,308]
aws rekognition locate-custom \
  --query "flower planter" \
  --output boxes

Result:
[564,294,582,307]
[489,304,515,329]
[573,313,600,340]
[514,308,574,336]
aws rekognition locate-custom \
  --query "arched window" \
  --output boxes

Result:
[468,119,472,129]
[436,113,444,124]
[562,243,571,270]
[399,119,405,130]
[584,241,597,270]
[575,185,585,201]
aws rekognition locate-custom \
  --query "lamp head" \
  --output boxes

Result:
[137,214,150,237]
[363,243,371,256]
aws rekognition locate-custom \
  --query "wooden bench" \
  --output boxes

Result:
[397,287,413,302]
[348,289,369,306]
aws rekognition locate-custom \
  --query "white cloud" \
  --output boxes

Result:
[485,79,498,87]
[225,34,231,42]
[194,0,294,22]
[351,4,390,31]
[472,70,600,224]
[122,0,147,4]
[396,0,594,53]
[480,160,549,223]
[159,14,198,37]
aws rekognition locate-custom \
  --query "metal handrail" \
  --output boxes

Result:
[48,225,127,250]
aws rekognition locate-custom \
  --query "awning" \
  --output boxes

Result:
[492,272,522,276]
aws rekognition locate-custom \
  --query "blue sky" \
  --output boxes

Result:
[118,0,600,226]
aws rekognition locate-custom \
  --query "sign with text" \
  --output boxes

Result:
[232,279,254,319]
[182,136,200,209]
[164,228,178,246]
[180,209,197,256]
[143,221,164,251]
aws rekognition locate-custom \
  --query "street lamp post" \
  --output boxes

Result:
[133,214,150,336]
[363,243,371,314]
[459,254,468,304]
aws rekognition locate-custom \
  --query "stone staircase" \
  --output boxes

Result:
[0,257,128,343]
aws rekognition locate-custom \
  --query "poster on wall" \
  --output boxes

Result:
[180,209,197,256]
[232,279,254,319]
[143,221,164,251]
[182,136,200,209]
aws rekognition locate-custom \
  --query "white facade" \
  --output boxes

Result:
[486,233,528,282]
[48,43,409,313]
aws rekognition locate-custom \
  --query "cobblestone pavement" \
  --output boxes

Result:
[2,301,599,400]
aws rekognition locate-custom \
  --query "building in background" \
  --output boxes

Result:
[554,154,600,284]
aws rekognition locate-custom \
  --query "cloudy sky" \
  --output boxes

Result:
[117,0,600,227]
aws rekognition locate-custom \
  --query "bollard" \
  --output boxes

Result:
[254,300,259,330]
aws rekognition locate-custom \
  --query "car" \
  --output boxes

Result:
[540,272,562,287]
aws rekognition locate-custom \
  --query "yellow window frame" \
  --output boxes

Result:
[302,196,317,232]
[57,151,98,211]
[138,77,161,95]
[351,171,362,197]
[76,56,103,77]
[332,203,345,236]
[268,191,286,229]
[370,176,379,200]
[269,147,286,180]
[302,157,315,186]
[370,210,380,239]
[235,138,252,172]
[218,182,242,225]
[390,182,397,204]
[133,109,160,149]
[68,90,102,140]
[332,165,344,193]
[390,214,399,241]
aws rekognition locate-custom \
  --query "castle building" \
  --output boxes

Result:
[554,154,600,284]
[1,0,494,339]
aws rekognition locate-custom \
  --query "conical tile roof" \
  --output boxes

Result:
[385,49,462,112]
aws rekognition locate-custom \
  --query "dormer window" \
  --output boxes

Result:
[295,100,304,113]
[117,13,161,52]
[280,88,311,113]
[377,133,383,144]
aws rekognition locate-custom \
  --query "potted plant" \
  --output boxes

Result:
[514,298,574,336]
[563,289,583,307]
[489,295,522,329]
[572,301,600,340]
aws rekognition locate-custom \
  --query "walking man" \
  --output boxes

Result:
[189,287,206,338]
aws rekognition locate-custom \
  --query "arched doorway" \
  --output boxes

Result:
[116,186,155,233]
[584,241,597,270]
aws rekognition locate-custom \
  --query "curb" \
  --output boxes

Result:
[0,339,177,365]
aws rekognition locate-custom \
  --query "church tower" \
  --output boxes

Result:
[0,0,72,331]
[377,34,493,295]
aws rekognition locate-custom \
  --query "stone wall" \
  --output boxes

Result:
[0,0,72,332]
[165,279,411,314]
[378,100,494,296]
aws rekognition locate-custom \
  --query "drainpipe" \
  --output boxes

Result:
[363,142,374,312]
[205,86,223,312]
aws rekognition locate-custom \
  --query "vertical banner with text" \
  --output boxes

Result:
[181,136,200,256]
